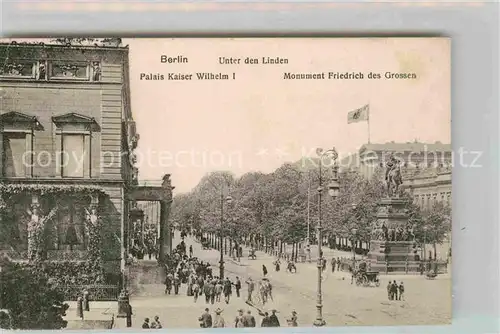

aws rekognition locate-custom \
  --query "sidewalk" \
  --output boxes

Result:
[64,301,115,329]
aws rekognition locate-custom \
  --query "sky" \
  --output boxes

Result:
[0,38,451,193]
[126,38,451,193]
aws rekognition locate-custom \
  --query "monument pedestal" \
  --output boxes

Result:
[367,197,421,274]
[367,240,420,274]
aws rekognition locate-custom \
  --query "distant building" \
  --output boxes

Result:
[0,41,138,286]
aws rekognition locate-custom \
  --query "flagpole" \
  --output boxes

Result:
[367,104,371,144]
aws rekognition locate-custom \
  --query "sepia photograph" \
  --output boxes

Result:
[0,37,452,329]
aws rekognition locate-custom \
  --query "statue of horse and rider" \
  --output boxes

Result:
[385,153,403,197]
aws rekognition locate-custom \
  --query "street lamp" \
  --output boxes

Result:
[351,227,358,265]
[422,226,428,271]
[313,147,339,327]
[219,191,233,279]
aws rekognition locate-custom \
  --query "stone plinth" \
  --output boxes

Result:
[367,197,421,274]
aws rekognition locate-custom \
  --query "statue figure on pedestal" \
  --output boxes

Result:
[385,153,403,197]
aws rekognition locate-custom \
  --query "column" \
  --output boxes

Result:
[158,200,172,263]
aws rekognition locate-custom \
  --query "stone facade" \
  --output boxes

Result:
[0,41,138,284]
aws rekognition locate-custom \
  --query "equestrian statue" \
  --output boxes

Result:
[385,153,403,197]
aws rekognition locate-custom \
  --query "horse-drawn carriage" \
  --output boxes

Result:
[354,270,381,287]
[353,261,380,287]
[201,239,210,250]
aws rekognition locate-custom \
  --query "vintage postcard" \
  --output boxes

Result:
[0,37,451,329]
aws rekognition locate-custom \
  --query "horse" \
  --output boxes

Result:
[386,165,403,197]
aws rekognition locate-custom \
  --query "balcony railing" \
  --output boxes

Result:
[58,284,120,301]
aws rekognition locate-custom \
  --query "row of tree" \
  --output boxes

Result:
[171,160,451,257]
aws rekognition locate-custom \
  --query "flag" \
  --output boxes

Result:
[347,104,369,124]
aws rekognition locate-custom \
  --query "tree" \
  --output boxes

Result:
[0,259,69,329]
[418,202,451,259]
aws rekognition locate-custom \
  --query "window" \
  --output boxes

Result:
[51,62,89,80]
[2,132,27,177]
[62,134,87,178]
[0,60,36,78]
[0,111,42,178]
[52,113,99,179]
[57,202,86,251]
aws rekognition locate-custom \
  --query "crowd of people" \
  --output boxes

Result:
[198,307,298,328]
[156,234,301,328]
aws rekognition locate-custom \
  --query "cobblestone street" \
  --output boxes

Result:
[71,234,450,328]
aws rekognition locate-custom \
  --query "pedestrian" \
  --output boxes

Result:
[209,280,216,304]
[193,281,200,303]
[150,315,162,329]
[243,310,256,327]
[148,245,153,260]
[173,275,181,295]
[387,281,392,300]
[234,309,245,328]
[261,312,270,327]
[287,311,298,327]
[125,303,133,328]
[83,289,90,311]
[204,280,211,304]
[398,282,405,301]
[262,264,268,277]
[337,257,341,271]
[76,296,84,319]
[322,258,327,272]
[142,318,150,329]
[331,258,336,273]
[213,308,225,328]
[273,259,281,272]
[392,280,398,300]
[187,275,194,297]
[269,309,280,327]
[198,308,212,328]
[245,277,255,303]
[223,277,232,304]
[165,275,172,294]
[189,245,193,258]
[215,281,223,302]
[235,277,241,298]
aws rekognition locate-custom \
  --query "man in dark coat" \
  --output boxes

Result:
[391,280,399,300]
[223,277,232,304]
[268,310,280,327]
[234,277,242,298]
[142,318,150,329]
[262,265,268,277]
[198,308,212,328]
[243,310,256,327]
[173,275,181,295]
[204,280,212,304]
[126,303,133,328]
[260,312,270,327]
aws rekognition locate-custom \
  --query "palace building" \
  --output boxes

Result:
[0,40,140,288]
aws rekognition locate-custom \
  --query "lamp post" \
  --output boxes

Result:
[351,204,358,267]
[219,189,233,279]
[313,148,340,327]
[423,226,428,271]
[351,227,358,265]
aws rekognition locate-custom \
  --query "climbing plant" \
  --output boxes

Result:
[0,184,106,281]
